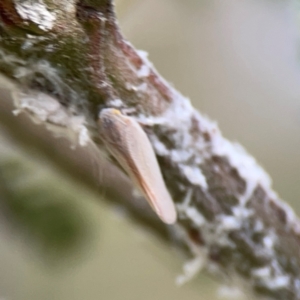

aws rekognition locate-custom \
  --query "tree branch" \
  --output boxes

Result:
[0,1,300,299]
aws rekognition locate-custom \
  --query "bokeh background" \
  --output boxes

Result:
[0,0,300,299]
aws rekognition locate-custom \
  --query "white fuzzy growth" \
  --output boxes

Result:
[145,87,273,204]
[263,275,291,290]
[212,139,272,205]
[253,219,264,232]
[13,59,84,108]
[149,134,169,156]
[177,188,193,208]
[13,91,90,147]
[136,82,148,92]
[160,94,198,132]
[252,266,271,278]
[263,235,275,249]
[108,98,123,108]
[22,40,34,50]
[176,256,206,286]
[179,165,208,189]
[185,207,206,227]
[216,215,242,231]
[76,123,90,146]
[177,189,205,226]
[136,50,152,78]
[0,49,26,66]
[13,92,59,119]
[137,64,150,78]
[136,50,150,62]
[169,148,193,163]
[20,34,51,51]
[14,60,64,95]
[210,215,239,247]
[172,224,208,284]
[16,1,56,31]
[125,82,148,93]
[253,260,291,291]
[141,92,274,203]
[218,285,245,299]
[270,198,300,234]
[232,206,254,219]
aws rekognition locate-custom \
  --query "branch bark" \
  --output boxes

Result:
[0,1,300,299]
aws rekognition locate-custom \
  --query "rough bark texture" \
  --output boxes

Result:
[0,1,300,299]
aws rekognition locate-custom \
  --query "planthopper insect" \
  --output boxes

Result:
[98,108,177,224]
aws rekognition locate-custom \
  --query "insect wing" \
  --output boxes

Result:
[99,109,177,224]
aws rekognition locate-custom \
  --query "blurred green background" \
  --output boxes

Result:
[1,0,300,299]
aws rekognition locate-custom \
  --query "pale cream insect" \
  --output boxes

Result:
[98,108,177,224]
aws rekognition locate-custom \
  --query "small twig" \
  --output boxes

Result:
[0,1,300,299]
